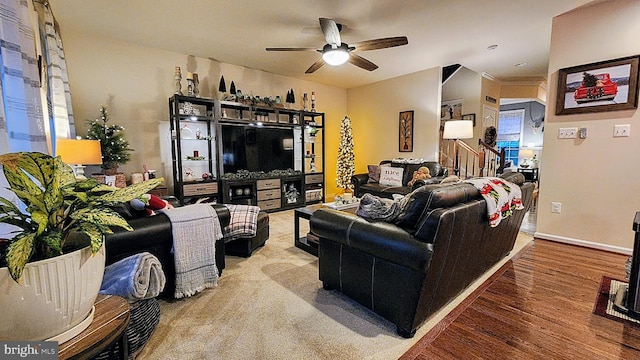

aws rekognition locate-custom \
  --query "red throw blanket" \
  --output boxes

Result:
[464,177,524,227]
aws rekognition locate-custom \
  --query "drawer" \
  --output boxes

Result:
[256,178,280,190]
[257,189,281,201]
[305,174,323,184]
[305,189,323,202]
[183,182,218,196]
[257,199,280,210]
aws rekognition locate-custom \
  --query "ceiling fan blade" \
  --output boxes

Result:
[352,36,408,51]
[305,58,325,74]
[319,18,341,46]
[266,47,318,52]
[348,53,378,71]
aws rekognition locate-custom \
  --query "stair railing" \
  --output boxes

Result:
[439,139,506,178]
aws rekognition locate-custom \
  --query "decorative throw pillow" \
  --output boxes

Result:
[379,166,404,187]
[367,165,381,183]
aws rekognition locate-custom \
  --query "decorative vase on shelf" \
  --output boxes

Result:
[174,66,183,95]
[187,78,194,97]
[193,73,200,98]
[180,124,193,139]
[184,166,195,181]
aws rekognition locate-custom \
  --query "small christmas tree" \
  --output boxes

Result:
[218,75,227,93]
[86,106,132,174]
[582,71,599,87]
[336,116,355,191]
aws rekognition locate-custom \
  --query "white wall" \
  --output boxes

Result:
[346,67,442,174]
[60,32,347,195]
[537,0,640,253]
[442,67,483,145]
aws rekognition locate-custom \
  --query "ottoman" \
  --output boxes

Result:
[225,211,270,257]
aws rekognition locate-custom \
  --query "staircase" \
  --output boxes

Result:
[439,139,505,179]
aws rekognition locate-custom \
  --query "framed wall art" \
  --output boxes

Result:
[441,99,463,120]
[399,110,414,152]
[556,55,639,115]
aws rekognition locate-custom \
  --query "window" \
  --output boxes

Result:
[497,109,524,166]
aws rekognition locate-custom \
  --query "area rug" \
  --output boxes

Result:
[593,276,640,327]
[137,210,534,359]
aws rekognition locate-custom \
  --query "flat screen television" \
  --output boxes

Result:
[221,124,295,174]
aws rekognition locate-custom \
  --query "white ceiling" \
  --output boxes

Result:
[47,0,594,89]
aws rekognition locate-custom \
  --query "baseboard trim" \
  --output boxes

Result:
[534,231,632,255]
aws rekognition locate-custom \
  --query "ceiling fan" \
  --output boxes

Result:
[266,18,408,74]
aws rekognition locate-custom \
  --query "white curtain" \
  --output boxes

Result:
[0,0,75,155]
[34,0,75,144]
[0,0,47,154]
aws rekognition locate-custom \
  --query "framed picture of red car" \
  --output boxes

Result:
[555,55,639,115]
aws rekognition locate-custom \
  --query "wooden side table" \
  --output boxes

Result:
[295,204,322,256]
[59,294,130,360]
[294,203,359,256]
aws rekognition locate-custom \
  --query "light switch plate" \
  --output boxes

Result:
[558,127,578,139]
[614,124,631,137]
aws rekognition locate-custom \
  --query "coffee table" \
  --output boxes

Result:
[294,203,358,256]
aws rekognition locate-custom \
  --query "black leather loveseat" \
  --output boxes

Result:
[351,160,448,199]
[105,203,269,297]
[310,172,533,338]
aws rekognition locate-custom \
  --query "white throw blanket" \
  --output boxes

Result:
[463,177,524,227]
[160,204,222,298]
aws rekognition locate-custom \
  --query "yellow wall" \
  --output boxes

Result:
[500,82,547,103]
[537,0,640,253]
[346,68,442,176]
[60,32,347,197]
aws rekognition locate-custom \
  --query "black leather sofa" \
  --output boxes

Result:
[351,160,448,199]
[310,172,533,338]
[105,203,269,297]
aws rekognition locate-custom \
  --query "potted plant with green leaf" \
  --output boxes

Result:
[0,152,162,341]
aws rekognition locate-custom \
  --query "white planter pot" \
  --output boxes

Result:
[0,245,105,342]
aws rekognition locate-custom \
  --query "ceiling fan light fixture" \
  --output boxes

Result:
[322,43,350,66]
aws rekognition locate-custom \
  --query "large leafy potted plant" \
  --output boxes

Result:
[0,152,162,341]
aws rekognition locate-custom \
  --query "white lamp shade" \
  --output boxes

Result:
[519,149,534,158]
[443,120,474,139]
[56,139,103,165]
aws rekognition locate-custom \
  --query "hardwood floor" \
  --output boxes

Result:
[401,240,640,360]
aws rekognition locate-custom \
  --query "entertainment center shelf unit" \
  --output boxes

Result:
[169,95,325,211]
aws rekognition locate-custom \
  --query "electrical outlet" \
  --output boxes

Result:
[551,202,562,214]
[558,127,578,139]
[613,124,631,137]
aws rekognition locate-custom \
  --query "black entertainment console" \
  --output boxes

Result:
[169,95,325,209]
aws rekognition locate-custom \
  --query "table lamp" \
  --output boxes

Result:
[443,120,474,176]
[56,138,103,179]
[519,149,534,168]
